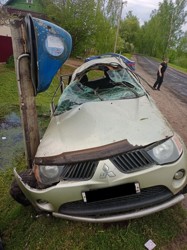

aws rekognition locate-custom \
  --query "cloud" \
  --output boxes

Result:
[127,0,159,9]
[123,0,161,23]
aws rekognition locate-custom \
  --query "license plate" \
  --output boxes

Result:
[82,182,140,203]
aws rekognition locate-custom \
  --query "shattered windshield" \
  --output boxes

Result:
[55,67,145,115]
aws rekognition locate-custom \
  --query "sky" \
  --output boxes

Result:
[0,0,186,31]
[123,0,187,31]
[123,0,161,25]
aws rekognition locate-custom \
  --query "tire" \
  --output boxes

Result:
[10,169,37,206]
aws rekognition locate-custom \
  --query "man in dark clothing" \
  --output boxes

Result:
[153,58,168,90]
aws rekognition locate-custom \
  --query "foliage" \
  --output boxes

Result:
[0,3,21,25]
[1,0,187,67]
[6,55,15,69]
[176,31,187,57]
[40,0,187,68]
[92,9,116,54]
[0,4,10,25]
[136,0,187,61]
[42,0,122,56]
[120,11,140,53]
[172,54,187,68]
[105,0,121,26]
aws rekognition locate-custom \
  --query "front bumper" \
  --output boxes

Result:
[53,194,184,222]
[14,168,185,223]
[14,149,187,222]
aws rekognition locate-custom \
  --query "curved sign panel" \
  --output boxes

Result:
[25,14,72,94]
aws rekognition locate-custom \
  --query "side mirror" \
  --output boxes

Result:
[25,14,72,95]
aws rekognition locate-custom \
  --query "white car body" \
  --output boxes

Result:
[13,57,187,222]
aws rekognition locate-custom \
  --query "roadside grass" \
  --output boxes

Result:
[0,62,187,250]
[169,63,187,73]
[0,66,18,117]
[149,56,187,74]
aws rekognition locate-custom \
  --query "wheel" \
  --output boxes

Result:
[10,169,37,206]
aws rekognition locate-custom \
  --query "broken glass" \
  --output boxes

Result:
[55,68,145,115]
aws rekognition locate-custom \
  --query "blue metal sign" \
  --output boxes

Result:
[25,15,72,94]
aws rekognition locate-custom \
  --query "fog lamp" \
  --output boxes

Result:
[174,170,185,180]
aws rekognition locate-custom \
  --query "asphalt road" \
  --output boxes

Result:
[136,55,187,103]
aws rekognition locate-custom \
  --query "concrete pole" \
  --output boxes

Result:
[10,19,40,168]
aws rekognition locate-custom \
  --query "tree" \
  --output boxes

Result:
[42,0,96,55]
[157,0,187,56]
[119,11,140,53]
[93,9,116,54]
[137,0,187,58]
[0,4,10,25]
[105,0,121,26]
[42,0,122,56]
[177,31,187,54]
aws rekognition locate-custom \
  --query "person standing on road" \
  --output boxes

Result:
[153,58,169,90]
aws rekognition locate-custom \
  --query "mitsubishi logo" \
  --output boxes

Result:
[100,164,116,179]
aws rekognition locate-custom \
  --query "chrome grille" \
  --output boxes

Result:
[61,161,98,180]
[110,149,155,173]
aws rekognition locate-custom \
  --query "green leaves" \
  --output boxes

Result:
[41,0,187,64]
[136,0,187,59]
[42,0,123,56]
[120,11,140,53]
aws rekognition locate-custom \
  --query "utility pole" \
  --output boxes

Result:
[10,19,40,168]
[114,1,127,53]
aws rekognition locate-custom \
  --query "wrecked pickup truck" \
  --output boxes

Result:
[10,56,187,223]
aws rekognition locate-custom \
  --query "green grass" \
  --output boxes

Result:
[0,66,19,116]
[0,62,187,250]
[149,56,187,74]
[168,63,187,73]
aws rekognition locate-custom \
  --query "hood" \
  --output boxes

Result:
[35,96,173,158]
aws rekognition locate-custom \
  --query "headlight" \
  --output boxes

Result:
[147,135,183,164]
[40,165,60,178]
[39,165,63,185]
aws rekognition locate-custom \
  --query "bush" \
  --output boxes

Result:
[173,56,187,69]
[6,55,15,69]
